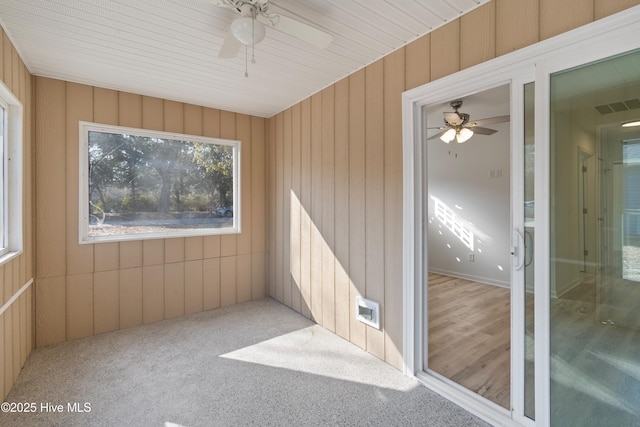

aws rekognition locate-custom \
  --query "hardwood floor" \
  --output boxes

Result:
[428,272,511,409]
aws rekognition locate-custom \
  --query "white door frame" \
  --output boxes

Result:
[402,6,640,427]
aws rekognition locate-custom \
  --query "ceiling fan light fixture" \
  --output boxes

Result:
[231,16,266,46]
[456,128,474,143]
[440,128,456,143]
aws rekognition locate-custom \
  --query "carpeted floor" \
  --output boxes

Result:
[0,298,488,426]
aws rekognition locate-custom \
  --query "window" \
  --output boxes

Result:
[0,82,23,261]
[79,122,240,243]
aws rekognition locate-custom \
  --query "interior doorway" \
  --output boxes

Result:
[425,84,511,408]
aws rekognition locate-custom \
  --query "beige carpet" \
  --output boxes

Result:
[0,298,487,426]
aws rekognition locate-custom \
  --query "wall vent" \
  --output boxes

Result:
[595,98,640,115]
[356,296,380,329]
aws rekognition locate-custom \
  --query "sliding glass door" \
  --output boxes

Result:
[549,48,640,426]
[403,11,640,426]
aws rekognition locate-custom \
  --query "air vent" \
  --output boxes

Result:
[625,99,640,109]
[595,98,640,115]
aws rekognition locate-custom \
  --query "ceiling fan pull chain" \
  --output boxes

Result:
[244,46,249,77]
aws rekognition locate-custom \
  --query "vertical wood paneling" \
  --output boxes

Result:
[203,107,220,138]
[220,110,238,257]
[405,34,431,90]
[321,86,336,332]
[274,113,284,302]
[119,92,143,128]
[348,69,367,349]
[141,96,163,130]
[93,87,119,125]
[282,108,292,307]
[384,49,406,370]
[203,235,221,259]
[431,20,460,81]
[185,260,204,314]
[236,254,252,303]
[251,253,266,300]
[165,238,185,264]
[203,107,222,261]
[120,241,143,269]
[460,2,496,70]
[365,59,385,360]
[310,92,323,322]
[185,237,203,261]
[267,117,276,297]
[299,98,312,319]
[334,78,350,340]
[496,0,539,56]
[119,267,143,328]
[184,104,203,136]
[3,36,10,89]
[142,265,164,324]
[540,0,594,40]
[0,314,4,399]
[94,242,119,272]
[0,30,4,82]
[35,78,66,278]
[3,309,11,394]
[290,103,302,313]
[220,256,237,307]
[237,114,253,255]
[595,0,640,19]
[203,257,221,310]
[66,273,93,340]
[143,240,164,266]
[93,270,119,334]
[164,262,185,319]
[251,117,266,253]
[35,277,66,347]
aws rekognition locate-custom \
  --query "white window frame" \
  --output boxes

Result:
[79,121,241,244]
[0,81,23,264]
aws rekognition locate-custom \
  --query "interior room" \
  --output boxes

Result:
[0,1,639,426]
[425,85,511,409]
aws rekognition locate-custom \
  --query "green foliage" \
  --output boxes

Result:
[88,131,234,217]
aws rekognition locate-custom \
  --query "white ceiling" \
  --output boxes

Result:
[0,0,489,118]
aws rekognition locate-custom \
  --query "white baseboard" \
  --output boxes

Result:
[429,268,510,288]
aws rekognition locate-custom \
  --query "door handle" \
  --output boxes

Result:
[525,230,534,267]
[512,229,525,270]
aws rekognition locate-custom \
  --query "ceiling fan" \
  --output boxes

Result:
[211,0,333,71]
[428,100,510,143]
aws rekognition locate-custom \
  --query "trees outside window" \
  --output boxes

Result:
[80,122,240,243]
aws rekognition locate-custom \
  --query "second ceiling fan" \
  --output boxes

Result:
[428,100,510,143]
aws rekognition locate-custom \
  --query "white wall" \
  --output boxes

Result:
[426,86,511,287]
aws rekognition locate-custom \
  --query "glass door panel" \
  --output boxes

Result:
[426,85,511,409]
[550,48,640,426]
[523,81,535,420]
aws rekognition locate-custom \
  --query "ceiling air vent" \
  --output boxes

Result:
[595,98,640,115]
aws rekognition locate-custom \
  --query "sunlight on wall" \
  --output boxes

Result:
[432,196,474,251]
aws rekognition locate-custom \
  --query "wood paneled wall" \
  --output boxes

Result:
[266,0,640,369]
[0,29,35,401]
[34,77,267,347]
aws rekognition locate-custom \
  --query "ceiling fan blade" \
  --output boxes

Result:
[471,126,498,135]
[468,115,510,127]
[258,14,332,49]
[428,130,447,140]
[444,112,463,126]
[218,31,241,58]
